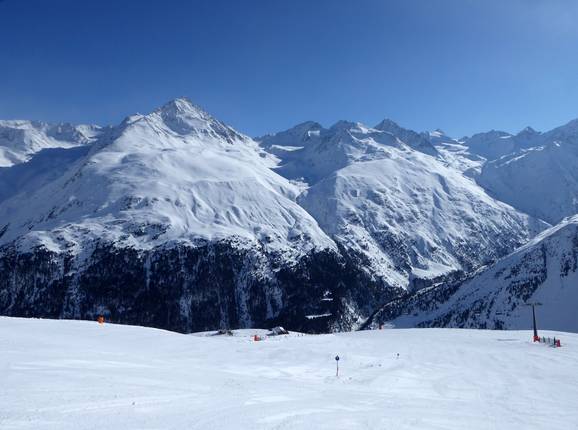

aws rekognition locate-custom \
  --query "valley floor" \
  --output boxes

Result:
[1,317,577,429]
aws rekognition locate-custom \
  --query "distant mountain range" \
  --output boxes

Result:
[1,99,577,332]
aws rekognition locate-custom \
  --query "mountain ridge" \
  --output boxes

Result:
[1,99,577,333]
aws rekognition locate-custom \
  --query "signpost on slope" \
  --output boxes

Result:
[525,302,542,342]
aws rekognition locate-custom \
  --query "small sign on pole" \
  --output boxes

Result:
[335,355,340,377]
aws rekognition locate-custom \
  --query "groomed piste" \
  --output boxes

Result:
[1,317,577,429]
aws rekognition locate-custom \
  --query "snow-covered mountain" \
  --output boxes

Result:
[1,101,577,333]
[258,121,323,153]
[461,127,543,161]
[420,118,578,227]
[261,120,545,291]
[0,120,100,167]
[378,215,578,332]
[0,99,332,255]
[476,118,578,224]
[478,142,578,224]
[0,99,388,333]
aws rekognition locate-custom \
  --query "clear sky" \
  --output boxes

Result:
[1,0,577,138]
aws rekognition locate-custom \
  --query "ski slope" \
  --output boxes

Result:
[1,317,577,429]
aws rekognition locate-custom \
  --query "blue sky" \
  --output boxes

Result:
[0,0,577,138]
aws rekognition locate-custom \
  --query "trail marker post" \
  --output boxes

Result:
[525,302,542,342]
[335,355,340,377]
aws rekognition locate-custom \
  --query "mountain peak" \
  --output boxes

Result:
[374,118,401,131]
[147,98,245,143]
[516,126,540,137]
[158,97,210,120]
[543,117,578,143]
[279,120,324,137]
[374,118,438,156]
[330,120,362,131]
[429,129,448,138]
[256,121,324,147]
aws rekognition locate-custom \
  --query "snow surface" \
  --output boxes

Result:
[1,317,577,429]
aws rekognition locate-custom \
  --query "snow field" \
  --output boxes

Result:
[1,317,577,429]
